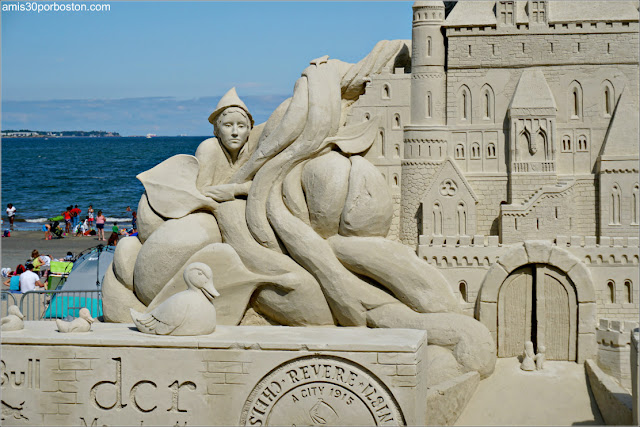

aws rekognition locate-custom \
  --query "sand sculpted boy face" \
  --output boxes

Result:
[215,107,251,162]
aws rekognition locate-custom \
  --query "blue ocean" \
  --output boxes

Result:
[1,136,208,230]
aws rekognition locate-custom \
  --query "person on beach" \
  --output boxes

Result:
[71,205,82,229]
[112,222,119,234]
[5,204,16,229]
[43,223,52,240]
[126,206,131,212]
[95,210,106,241]
[131,211,137,233]
[107,231,119,246]
[63,206,72,234]
[19,263,45,293]
[3,265,26,292]
[87,205,94,229]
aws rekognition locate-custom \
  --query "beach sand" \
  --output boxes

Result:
[1,230,111,269]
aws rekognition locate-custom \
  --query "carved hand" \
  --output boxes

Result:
[203,184,237,202]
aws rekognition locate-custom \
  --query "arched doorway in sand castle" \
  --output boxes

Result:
[477,241,597,363]
[498,264,576,360]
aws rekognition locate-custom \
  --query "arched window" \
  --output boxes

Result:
[577,135,588,151]
[633,183,639,225]
[378,129,385,157]
[569,81,583,119]
[393,113,401,129]
[427,36,432,57]
[534,130,547,156]
[393,174,399,187]
[611,184,621,224]
[602,80,615,116]
[364,112,370,121]
[395,144,400,157]
[471,142,481,159]
[455,144,465,159]
[607,280,616,303]
[487,143,496,158]
[625,280,633,303]
[458,85,471,122]
[382,84,391,99]
[457,202,467,235]
[562,135,572,152]
[433,202,442,235]
[426,92,432,118]
[459,281,468,303]
[481,84,494,121]
[520,129,531,155]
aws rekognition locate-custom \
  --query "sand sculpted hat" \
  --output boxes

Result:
[208,87,254,127]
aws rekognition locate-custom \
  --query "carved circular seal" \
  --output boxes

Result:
[239,355,404,426]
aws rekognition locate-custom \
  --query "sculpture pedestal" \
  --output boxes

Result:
[1,322,428,426]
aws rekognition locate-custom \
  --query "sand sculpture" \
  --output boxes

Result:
[130,262,220,336]
[56,308,95,333]
[103,40,496,380]
[1,305,24,331]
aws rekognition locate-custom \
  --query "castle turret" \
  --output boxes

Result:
[400,1,449,246]
[410,1,446,126]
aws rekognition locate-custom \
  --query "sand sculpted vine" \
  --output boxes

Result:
[103,40,496,379]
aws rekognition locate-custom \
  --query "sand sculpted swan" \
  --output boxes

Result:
[1,305,24,331]
[130,263,219,336]
[56,307,95,333]
[103,40,497,381]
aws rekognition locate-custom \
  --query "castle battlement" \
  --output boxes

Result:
[419,235,639,249]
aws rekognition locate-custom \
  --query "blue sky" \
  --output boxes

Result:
[1,1,412,135]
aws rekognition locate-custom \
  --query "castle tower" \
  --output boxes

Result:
[410,1,446,127]
[400,1,448,246]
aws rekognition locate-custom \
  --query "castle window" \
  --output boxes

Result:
[426,92,432,118]
[393,174,399,187]
[395,144,400,157]
[471,142,481,159]
[550,42,554,53]
[457,202,467,235]
[393,113,401,129]
[459,281,468,303]
[561,135,572,152]
[577,135,588,151]
[458,85,471,122]
[378,129,385,157]
[427,37,432,57]
[481,84,494,121]
[455,144,465,159]
[522,43,526,53]
[607,43,611,54]
[433,202,443,235]
[487,143,496,158]
[382,84,391,100]
[530,1,546,23]
[632,183,639,225]
[625,280,633,303]
[569,81,583,119]
[468,45,472,56]
[364,112,370,121]
[611,184,621,225]
[498,1,515,25]
[602,80,615,117]
[607,281,616,303]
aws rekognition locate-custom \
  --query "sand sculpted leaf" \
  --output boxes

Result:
[137,154,216,219]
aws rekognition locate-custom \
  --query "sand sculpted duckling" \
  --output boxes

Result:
[56,307,95,333]
[130,262,219,336]
[1,305,25,331]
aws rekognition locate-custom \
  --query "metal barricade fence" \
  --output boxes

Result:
[1,291,18,318]
[19,290,103,321]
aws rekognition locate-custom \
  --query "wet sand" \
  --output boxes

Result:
[1,230,109,269]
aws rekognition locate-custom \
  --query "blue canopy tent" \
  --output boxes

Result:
[44,245,115,319]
